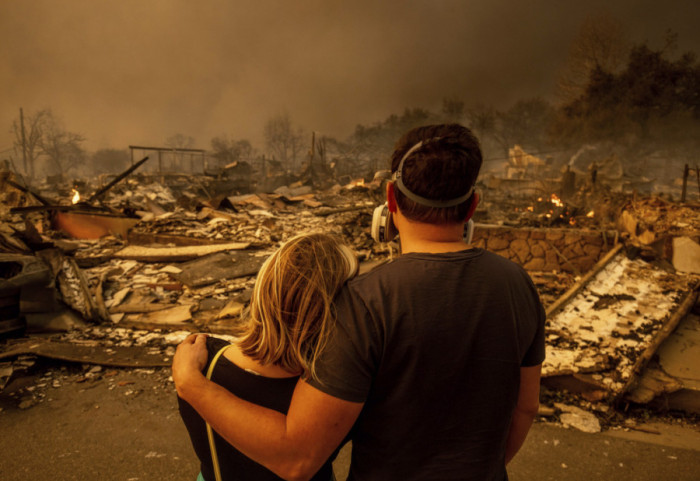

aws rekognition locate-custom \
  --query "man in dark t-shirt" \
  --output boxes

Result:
[173,124,545,480]
[308,247,544,480]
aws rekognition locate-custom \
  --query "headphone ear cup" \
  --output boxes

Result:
[463,219,474,244]
[371,203,398,243]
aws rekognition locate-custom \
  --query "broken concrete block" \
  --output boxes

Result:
[555,403,601,433]
[617,210,637,237]
[626,365,683,403]
[672,236,700,274]
[636,230,656,245]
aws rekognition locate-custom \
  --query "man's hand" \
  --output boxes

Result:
[172,333,209,398]
[170,333,363,480]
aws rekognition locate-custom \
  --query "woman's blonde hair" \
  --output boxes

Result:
[236,233,357,381]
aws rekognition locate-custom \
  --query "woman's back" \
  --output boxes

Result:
[177,234,357,480]
[178,336,335,481]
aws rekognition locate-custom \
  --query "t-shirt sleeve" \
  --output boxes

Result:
[306,285,379,404]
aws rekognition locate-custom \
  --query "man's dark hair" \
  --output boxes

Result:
[390,123,482,224]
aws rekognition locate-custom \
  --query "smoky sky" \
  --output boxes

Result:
[1,0,699,153]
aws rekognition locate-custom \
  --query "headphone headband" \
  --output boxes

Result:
[392,138,474,208]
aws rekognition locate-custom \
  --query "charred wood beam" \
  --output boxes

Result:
[88,156,150,203]
[10,204,111,214]
[3,178,52,206]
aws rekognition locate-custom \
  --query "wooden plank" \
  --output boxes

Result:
[114,241,250,262]
[127,231,236,247]
[545,243,624,318]
[0,339,172,367]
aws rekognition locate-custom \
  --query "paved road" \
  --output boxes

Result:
[1,364,698,481]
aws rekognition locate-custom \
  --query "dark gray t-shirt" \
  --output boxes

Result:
[308,248,545,481]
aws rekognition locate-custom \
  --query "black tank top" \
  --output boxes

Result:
[177,336,336,481]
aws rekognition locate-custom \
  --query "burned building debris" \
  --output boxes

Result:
[0,153,699,434]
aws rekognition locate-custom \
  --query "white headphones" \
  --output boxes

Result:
[370,138,476,244]
[370,203,398,243]
[371,204,474,244]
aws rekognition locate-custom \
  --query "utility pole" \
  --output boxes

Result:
[19,107,28,177]
[309,131,315,165]
[308,131,316,185]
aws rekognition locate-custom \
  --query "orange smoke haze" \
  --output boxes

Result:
[1,0,698,153]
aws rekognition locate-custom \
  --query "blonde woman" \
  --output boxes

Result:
[177,233,358,481]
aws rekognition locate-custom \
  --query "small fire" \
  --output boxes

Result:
[71,189,80,204]
[526,206,534,212]
[569,218,576,226]
[586,210,595,218]
[550,193,564,207]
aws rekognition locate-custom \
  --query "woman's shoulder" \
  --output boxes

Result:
[204,336,233,366]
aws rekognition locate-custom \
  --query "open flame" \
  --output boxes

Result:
[346,178,365,188]
[549,193,564,208]
[586,210,595,218]
[71,189,80,204]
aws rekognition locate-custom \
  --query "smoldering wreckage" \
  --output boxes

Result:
[1,149,699,437]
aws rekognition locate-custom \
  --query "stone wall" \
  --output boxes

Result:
[471,225,616,273]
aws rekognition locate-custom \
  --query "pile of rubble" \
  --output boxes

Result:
[543,246,697,399]
[0,170,386,336]
[1,161,699,434]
